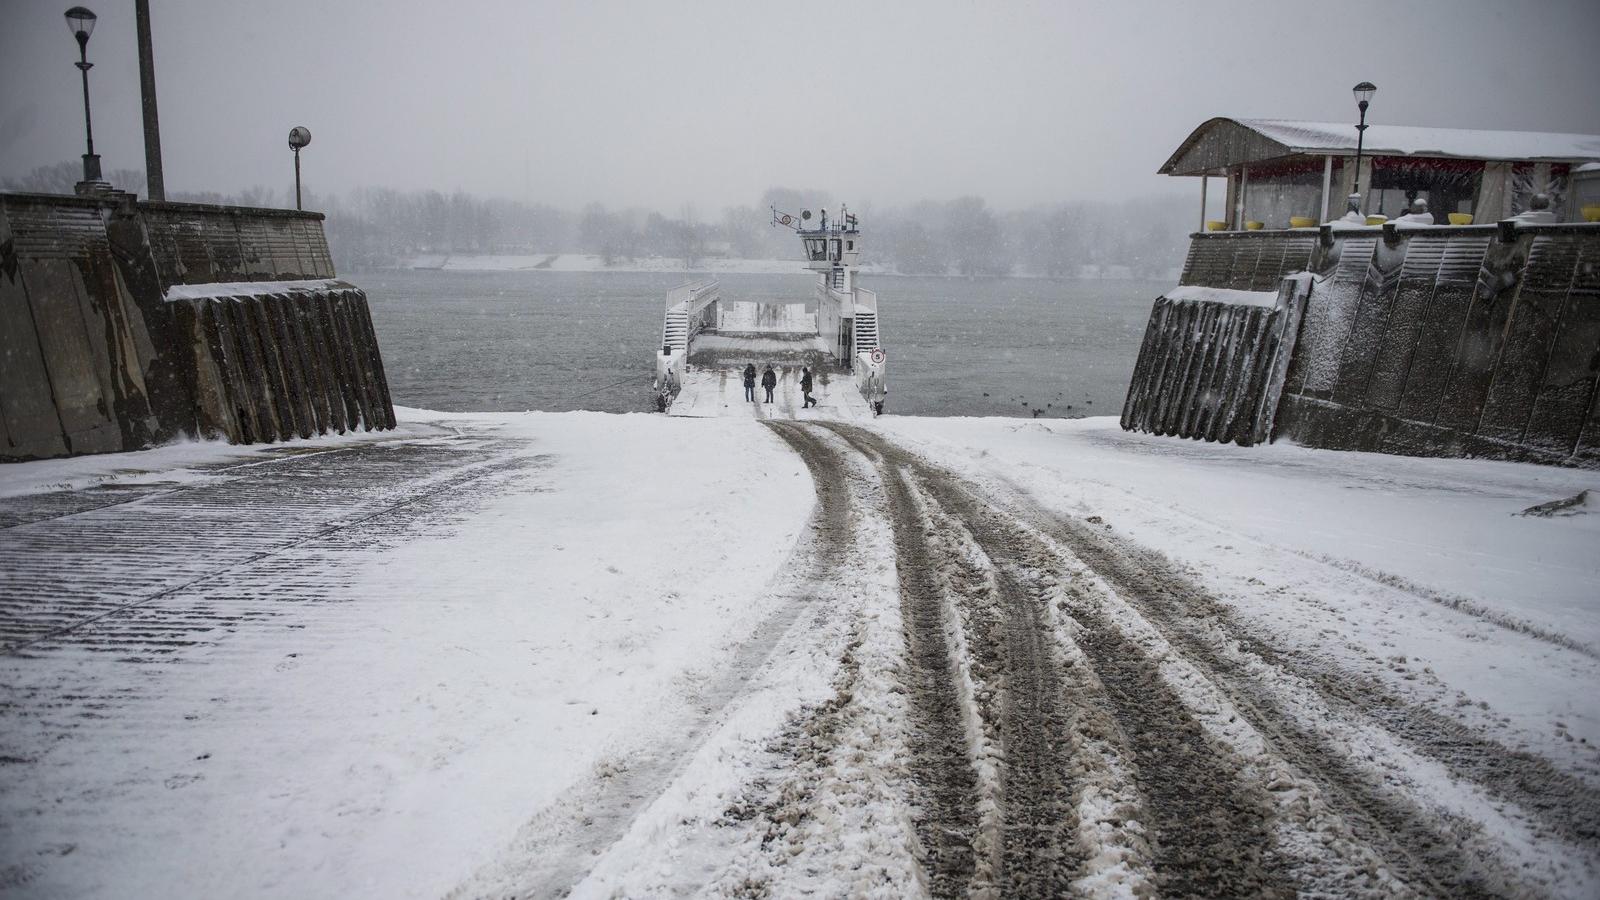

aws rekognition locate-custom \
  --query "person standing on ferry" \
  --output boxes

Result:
[762,364,778,404]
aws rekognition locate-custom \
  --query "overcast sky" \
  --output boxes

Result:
[3,0,1598,212]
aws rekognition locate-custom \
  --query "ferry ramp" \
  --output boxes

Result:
[668,333,872,420]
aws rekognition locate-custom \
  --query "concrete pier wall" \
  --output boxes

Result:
[1,195,161,459]
[142,202,336,285]
[1127,222,1600,467]
[168,285,395,445]
[1,192,393,462]
[1179,231,1320,291]
[1120,277,1309,446]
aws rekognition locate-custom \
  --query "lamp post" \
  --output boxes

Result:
[1351,81,1377,212]
[288,126,311,210]
[64,6,102,189]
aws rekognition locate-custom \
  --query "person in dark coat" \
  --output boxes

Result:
[761,364,777,404]
[743,363,757,402]
[800,367,815,408]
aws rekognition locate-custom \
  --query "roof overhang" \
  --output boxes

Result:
[1159,117,1600,177]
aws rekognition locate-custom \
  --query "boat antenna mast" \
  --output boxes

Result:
[770,206,811,232]
[771,204,858,233]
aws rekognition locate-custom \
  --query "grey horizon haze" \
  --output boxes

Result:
[3,0,1598,213]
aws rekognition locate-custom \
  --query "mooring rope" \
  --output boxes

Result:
[555,372,656,410]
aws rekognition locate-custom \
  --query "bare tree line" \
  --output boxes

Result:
[4,163,1190,278]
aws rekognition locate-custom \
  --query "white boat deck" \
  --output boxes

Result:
[716,300,815,334]
[667,330,873,420]
[668,364,872,419]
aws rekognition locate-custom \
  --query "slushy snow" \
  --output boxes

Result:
[1,410,1595,898]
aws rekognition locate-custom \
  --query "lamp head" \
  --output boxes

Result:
[288,126,312,151]
[1353,81,1377,109]
[64,7,96,46]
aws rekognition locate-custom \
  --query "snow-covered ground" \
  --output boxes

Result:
[2,411,1595,897]
[1,411,813,898]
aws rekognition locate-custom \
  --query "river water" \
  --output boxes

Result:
[360,270,1166,418]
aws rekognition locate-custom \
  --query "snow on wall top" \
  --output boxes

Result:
[163,278,349,302]
[1161,117,1600,175]
[1163,285,1280,308]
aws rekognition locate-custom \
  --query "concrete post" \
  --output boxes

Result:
[136,0,165,202]
[1319,156,1333,221]
[1236,165,1249,228]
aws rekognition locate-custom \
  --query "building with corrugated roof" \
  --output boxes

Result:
[1160,118,1600,229]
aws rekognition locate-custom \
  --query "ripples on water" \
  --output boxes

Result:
[360,270,1166,418]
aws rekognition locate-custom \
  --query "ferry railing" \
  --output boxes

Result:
[853,286,877,312]
[664,278,720,317]
[853,287,885,412]
[655,278,720,404]
[818,285,884,411]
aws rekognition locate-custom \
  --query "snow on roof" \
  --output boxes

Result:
[1160,117,1600,175]
[1238,119,1600,161]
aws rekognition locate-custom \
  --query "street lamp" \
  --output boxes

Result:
[288,126,311,210]
[64,6,102,188]
[1351,81,1377,211]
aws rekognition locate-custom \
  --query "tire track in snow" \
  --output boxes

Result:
[783,423,982,897]
[1302,550,1600,662]
[823,422,1289,898]
[867,428,1504,895]
[896,473,1081,897]
[843,426,1589,895]
[1019,500,1600,874]
[704,423,926,897]
[1018,467,1600,662]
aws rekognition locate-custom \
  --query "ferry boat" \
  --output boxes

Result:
[652,205,886,418]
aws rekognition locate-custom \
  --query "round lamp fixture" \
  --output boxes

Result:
[64,6,97,43]
[288,126,312,210]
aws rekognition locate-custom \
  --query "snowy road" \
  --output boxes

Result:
[2,411,1596,898]
[778,423,1600,897]
[558,420,1600,898]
